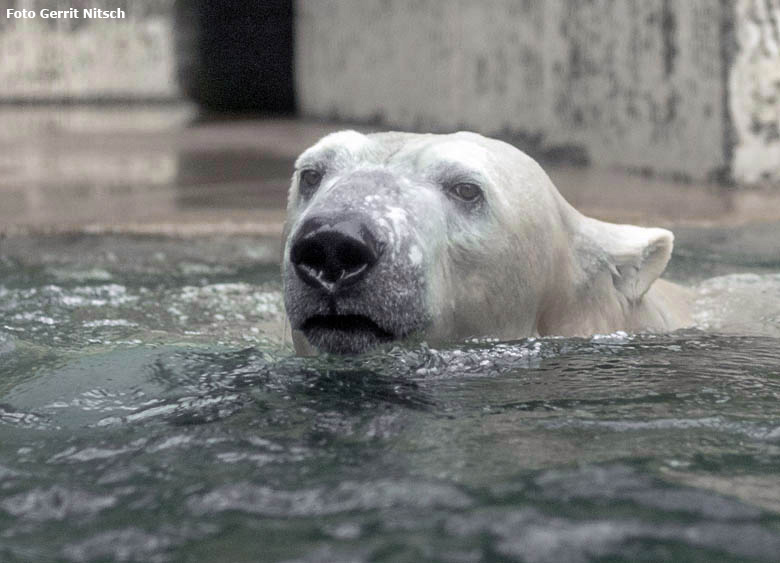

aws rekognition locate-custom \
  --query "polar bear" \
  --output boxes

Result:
[282,130,691,355]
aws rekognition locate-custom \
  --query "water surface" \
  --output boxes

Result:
[1,232,779,562]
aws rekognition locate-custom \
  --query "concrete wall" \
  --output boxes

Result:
[0,0,177,101]
[731,0,780,184]
[3,0,778,185]
[296,0,780,186]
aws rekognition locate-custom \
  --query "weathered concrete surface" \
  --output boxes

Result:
[731,0,780,184]
[0,0,177,101]
[296,0,780,185]
[2,107,780,239]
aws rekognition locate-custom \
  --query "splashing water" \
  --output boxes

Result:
[1,233,780,562]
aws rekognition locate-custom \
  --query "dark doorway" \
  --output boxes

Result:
[173,0,295,113]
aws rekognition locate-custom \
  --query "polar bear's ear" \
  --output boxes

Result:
[580,218,674,302]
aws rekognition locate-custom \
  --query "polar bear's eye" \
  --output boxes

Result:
[299,169,323,194]
[448,182,483,203]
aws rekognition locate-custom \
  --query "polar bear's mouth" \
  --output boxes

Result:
[301,314,395,353]
[302,314,393,339]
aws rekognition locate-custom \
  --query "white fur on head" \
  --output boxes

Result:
[578,217,674,302]
[283,129,685,352]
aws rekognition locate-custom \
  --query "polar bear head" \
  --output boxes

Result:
[282,130,677,355]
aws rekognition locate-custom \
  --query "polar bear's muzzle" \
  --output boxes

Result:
[290,214,393,346]
[284,204,429,355]
[290,215,383,294]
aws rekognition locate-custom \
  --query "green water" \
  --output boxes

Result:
[1,233,779,562]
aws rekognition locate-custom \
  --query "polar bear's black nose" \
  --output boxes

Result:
[290,216,382,293]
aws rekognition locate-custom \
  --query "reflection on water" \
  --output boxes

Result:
[0,108,328,234]
[1,235,780,562]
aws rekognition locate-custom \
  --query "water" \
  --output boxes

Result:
[1,232,780,562]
